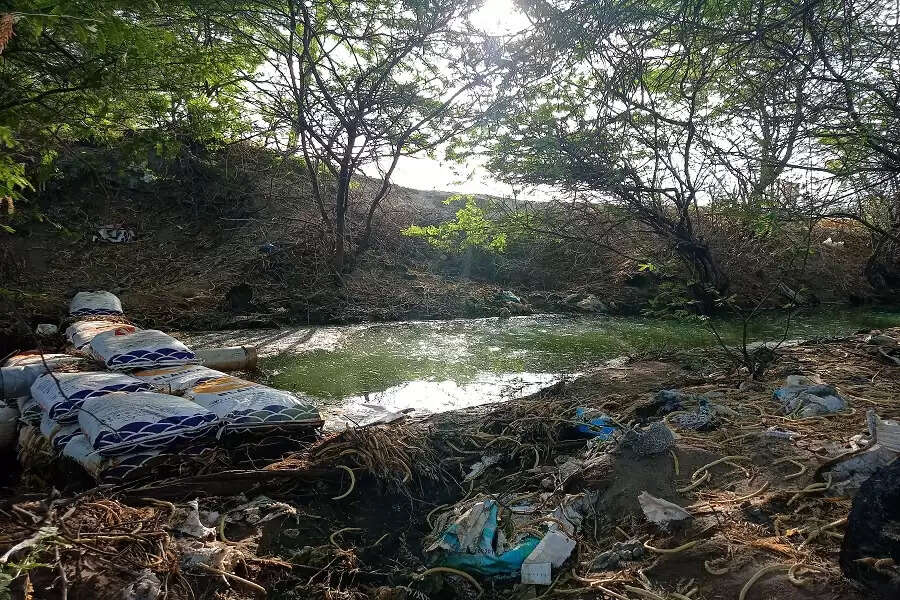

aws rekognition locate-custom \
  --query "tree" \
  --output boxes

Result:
[0,1,262,229]
[481,0,823,312]
[224,0,505,275]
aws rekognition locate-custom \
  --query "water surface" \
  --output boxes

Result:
[182,309,900,426]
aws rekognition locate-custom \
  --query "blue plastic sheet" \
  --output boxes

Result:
[574,407,616,439]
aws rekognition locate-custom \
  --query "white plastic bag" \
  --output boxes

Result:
[132,365,226,394]
[31,371,151,423]
[78,391,217,455]
[69,291,123,317]
[39,412,82,451]
[185,375,322,433]
[66,321,138,351]
[1,353,87,397]
[90,329,198,371]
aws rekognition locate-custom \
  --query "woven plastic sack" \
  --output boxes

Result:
[78,391,217,455]
[69,291,123,317]
[66,321,138,351]
[40,412,82,452]
[90,329,198,371]
[61,434,104,477]
[31,371,151,423]
[16,396,42,426]
[2,353,87,398]
[133,365,226,394]
[185,375,322,433]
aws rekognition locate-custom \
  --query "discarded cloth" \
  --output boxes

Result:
[774,375,847,417]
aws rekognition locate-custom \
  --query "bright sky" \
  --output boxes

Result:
[368,0,531,197]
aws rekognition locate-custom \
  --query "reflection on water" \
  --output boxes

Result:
[178,309,900,423]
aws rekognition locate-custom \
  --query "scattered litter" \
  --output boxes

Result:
[69,290,123,316]
[122,569,161,600]
[464,454,502,481]
[620,421,675,455]
[824,446,899,494]
[638,491,693,526]
[176,500,217,539]
[573,407,616,439]
[524,529,575,568]
[426,499,541,576]
[669,398,718,431]
[763,426,802,440]
[591,539,644,570]
[500,290,522,304]
[94,224,135,243]
[774,375,848,417]
[521,561,552,585]
[227,495,297,526]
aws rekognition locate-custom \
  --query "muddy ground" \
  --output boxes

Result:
[2,330,899,599]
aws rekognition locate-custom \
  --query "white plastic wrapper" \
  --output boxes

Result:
[1,353,87,397]
[66,321,138,351]
[69,291,123,317]
[40,412,82,451]
[31,371,151,423]
[90,329,198,371]
[132,365,226,394]
[185,375,322,433]
[78,391,217,455]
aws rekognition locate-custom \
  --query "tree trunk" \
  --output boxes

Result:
[673,235,730,314]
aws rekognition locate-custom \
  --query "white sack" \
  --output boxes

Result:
[133,365,225,394]
[66,321,138,350]
[1,353,86,398]
[69,291,123,317]
[78,391,217,455]
[90,329,198,371]
[31,371,151,423]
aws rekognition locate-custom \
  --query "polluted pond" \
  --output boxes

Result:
[1,293,900,599]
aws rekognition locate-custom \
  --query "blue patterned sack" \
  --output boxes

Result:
[90,329,198,371]
[78,391,218,455]
[31,371,152,423]
[69,291,123,317]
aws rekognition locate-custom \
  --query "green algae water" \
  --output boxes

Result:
[181,309,900,425]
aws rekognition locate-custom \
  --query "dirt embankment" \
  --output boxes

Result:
[3,329,898,599]
[0,143,886,357]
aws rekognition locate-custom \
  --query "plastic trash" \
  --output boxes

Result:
[620,422,675,455]
[573,407,616,439]
[774,375,848,417]
[524,530,575,569]
[669,398,718,431]
[638,491,692,526]
[69,291,123,316]
[426,500,541,576]
[90,329,198,370]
